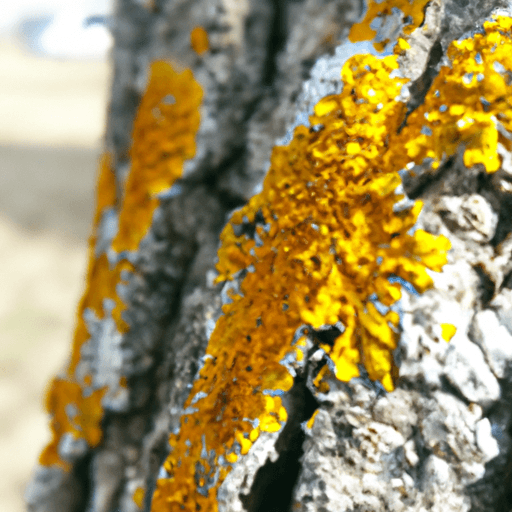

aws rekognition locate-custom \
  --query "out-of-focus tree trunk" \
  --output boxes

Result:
[26,0,512,511]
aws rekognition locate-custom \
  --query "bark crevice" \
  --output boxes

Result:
[239,376,318,512]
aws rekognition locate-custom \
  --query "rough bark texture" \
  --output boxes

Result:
[26,0,512,511]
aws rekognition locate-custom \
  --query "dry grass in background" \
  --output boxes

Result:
[0,38,109,512]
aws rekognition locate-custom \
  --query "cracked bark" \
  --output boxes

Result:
[26,0,512,511]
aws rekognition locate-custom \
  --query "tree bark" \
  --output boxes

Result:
[26,0,512,511]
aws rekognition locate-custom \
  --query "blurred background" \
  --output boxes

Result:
[0,1,113,510]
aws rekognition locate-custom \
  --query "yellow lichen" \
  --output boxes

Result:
[133,487,146,508]
[393,15,512,174]
[151,53,451,512]
[191,26,209,55]
[349,0,430,50]
[112,61,203,253]
[41,11,512,511]
[39,379,107,470]
[40,154,120,469]
[306,409,320,430]
[441,323,457,342]
[93,152,117,225]
[41,60,204,470]
[69,154,122,373]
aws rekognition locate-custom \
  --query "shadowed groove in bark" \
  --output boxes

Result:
[468,374,512,512]
[239,375,319,512]
[491,192,512,246]
[402,156,455,199]
[473,263,496,308]
[72,454,93,512]
[398,39,444,134]
[262,0,289,86]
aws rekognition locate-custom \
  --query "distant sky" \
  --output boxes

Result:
[2,0,113,59]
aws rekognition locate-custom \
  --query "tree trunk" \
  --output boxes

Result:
[26,0,512,511]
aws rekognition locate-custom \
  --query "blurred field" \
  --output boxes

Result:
[0,38,109,512]
[0,39,109,146]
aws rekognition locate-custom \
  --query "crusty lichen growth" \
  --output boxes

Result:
[151,53,451,512]
[133,487,146,508]
[154,16,512,512]
[216,53,451,391]
[40,59,204,470]
[349,0,430,50]
[441,323,457,342]
[40,153,124,469]
[113,60,203,253]
[393,15,512,173]
[191,26,209,55]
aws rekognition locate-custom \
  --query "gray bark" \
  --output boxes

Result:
[26,0,512,511]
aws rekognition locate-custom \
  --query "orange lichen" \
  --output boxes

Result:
[394,36,412,55]
[69,255,134,373]
[191,26,209,55]
[39,252,133,467]
[152,20,512,511]
[40,58,204,471]
[93,152,117,226]
[215,53,451,391]
[69,154,120,373]
[393,15,512,173]
[39,379,107,470]
[133,487,146,508]
[40,154,121,469]
[112,61,203,253]
[306,409,320,430]
[151,53,451,512]
[349,0,430,50]
[40,59,204,470]
[441,323,457,342]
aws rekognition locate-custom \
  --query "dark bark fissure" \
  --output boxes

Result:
[439,374,473,407]
[73,454,93,512]
[239,376,319,512]
[202,148,250,208]
[494,385,512,512]
[470,453,512,512]
[398,39,444,134]
[477,168,512,248]
[262,0,288,86]
[401,155,455,199]
[473,263,496,308]
[312,325,344,350]
[468,375,512,512]
[502,268,512,290]
[491,193,512,246]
